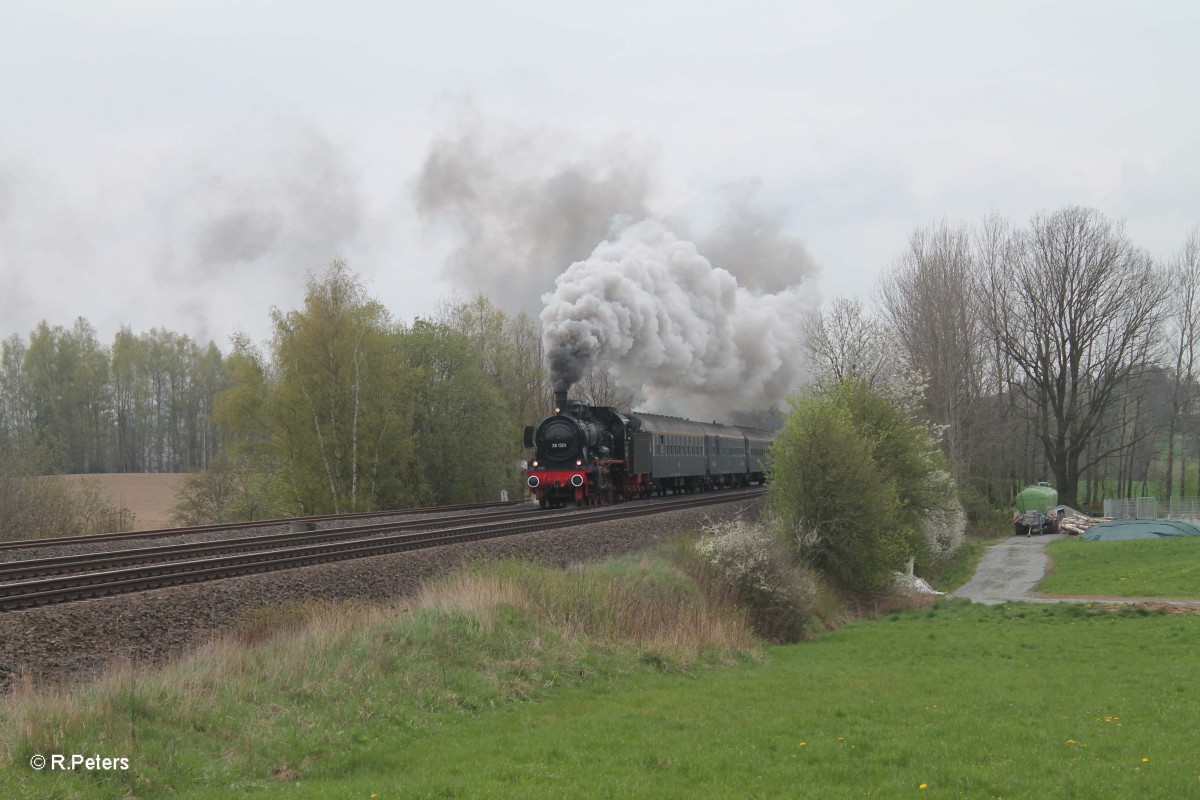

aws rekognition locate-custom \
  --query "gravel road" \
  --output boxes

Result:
[953,533,1200,610]
[952,534,1064,605]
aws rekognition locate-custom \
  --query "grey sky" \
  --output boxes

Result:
[1,0,1197,348]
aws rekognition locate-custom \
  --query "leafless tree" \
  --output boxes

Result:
[1164,226,1200,500]
[574,368,634,411]
[801,297,898,389]
[978,207,1168,507]
[878,221,988,478]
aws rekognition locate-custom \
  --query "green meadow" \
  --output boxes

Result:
[1040,537,1200,598]
[276,603,1199,800]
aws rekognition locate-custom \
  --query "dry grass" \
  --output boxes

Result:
[417,558,759,659]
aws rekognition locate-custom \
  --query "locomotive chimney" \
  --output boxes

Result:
[553,380,570,413]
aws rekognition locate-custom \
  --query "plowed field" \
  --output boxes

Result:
[57,473,188,530]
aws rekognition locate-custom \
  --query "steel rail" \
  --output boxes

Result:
[0,489,764,611]
[0,499,520,552]
[0,505,540,585]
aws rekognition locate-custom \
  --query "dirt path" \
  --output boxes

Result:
[953,533,1200,610]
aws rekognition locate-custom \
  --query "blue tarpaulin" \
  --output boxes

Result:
[1082,519,1200,541]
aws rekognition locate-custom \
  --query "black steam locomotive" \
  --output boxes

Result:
[523,388,773,508]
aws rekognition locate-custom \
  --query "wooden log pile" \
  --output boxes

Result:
[1057,512,1110,536]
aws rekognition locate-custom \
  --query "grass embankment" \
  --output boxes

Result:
[1040,537,1200,598]
[0,554,759,800]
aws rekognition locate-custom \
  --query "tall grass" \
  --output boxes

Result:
[417,556,756,656]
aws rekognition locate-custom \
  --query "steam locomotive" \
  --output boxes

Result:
[523,388,774,508]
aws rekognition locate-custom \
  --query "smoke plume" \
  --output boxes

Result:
[541,220,815,419]
[159,129,364,283]
[415,114,822,416]
[415,115,654,314]
[698,179,821,294]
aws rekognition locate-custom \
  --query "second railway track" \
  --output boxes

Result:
[0,489,764,612]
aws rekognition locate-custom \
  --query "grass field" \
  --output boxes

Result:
[1040,537,1200,598]
[273,603,1199,800]
[4,552,1198,799]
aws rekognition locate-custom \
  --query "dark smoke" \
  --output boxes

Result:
[194,209,285,265]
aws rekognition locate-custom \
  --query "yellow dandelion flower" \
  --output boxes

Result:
[799,742,807,747]
[838,737,845,742]
[919,784,928,790]
[1066,739,1076,745]
[1143,758,1150,763]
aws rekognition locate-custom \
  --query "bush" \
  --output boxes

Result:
[769,379,964,592]
[171,455,291,525]
[921,469,966,563]
[693,518,824,642]
[0,447,133,541]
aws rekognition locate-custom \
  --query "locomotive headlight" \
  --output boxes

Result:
[575,459,582,466]
[554,407,561,413]
[532,460,539,467]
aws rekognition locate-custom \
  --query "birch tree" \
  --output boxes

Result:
[220,260,420,514]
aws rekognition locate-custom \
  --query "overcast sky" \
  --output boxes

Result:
[2,0,1197,349]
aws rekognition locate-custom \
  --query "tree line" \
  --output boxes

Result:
[806,206,1200,511]
[0,320,225,474]
[205,262,549,516]
[0,261,580,524]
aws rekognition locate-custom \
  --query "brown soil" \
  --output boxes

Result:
[56,473,189,530]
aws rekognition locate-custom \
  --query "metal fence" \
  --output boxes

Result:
[1103,497,1200,521]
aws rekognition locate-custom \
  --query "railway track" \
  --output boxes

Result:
[0,499,518,552]
[0,489,764,611]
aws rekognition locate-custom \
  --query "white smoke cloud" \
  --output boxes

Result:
[541,220,815,419]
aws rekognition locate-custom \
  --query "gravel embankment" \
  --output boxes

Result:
[0,497,763,693]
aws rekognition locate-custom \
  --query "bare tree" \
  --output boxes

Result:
[878,221,987,478]
[574,368,634,411]
[801,297,898,389]
[1164,226,1200,500]
[978,207,1168,507]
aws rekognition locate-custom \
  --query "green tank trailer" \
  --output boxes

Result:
[1013,482,1060,536]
